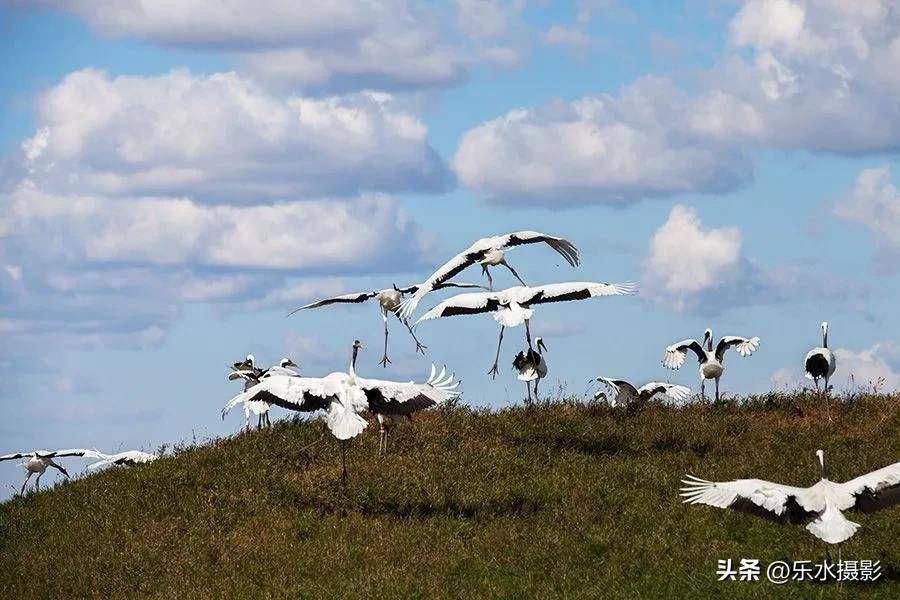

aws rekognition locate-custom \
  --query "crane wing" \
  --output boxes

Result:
[222,374,339,418]
[595,377,639,397]
[88,450,157,470]
[357,364,460,416]
[414,292,503,325]
[500,231,581,267]
[0,449,100,461]
[398,231,579,320]
[523,281,637,305]
[680,476,816,524]
[638,382,692,404]
[287,291,377,316]
[663,339,706,369]
[715,336,760,361]
[397,281,486,295]
[840,461,900,513]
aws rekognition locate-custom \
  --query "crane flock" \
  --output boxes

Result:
[4,229,896,552]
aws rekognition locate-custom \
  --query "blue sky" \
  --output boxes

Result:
[3,0,900,498]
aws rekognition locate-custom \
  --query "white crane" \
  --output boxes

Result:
[1,449,100,495]
[805,322,836,395]
[289,282,482,367]
[681,450,900,545]
[88,450,158,470]
[512,337,548,402]
[398,231,580,321]
[593,377,691,407]
[223,341,459,478]
[415,281,636,378]
[663,328,760,401]
[224,357,299,430]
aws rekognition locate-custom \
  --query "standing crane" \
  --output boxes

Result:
[663,328,760,401]
[513,337,548,402]
[805,322,836,395]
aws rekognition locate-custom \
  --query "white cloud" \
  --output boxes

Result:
[453,78,754,205]
[1,183,426,271]
[834,166,900,269]
[835,342,900,392]
[719,0,900,153]
[542,25,591,50]
[42,0,530,93]
[640,204,863,313]
[642,205,743,310]
[453,0,900,205]
[21,69,449,201]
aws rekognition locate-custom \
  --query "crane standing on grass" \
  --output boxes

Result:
[663,328,760,401]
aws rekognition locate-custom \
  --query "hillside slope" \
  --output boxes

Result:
[1,395,898,598]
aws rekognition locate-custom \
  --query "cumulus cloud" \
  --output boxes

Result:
[454,0,900,205]
[836,342,900,392]
[642,204,865,313]
[21,69,449,202]
[642,205,743,310]
[38,0,532,93]
[453,78,755,205]
[834,166,900,270]
[718,0,900,154]
[1,183,426,271]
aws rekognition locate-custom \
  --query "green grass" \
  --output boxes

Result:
[1,393,898,598]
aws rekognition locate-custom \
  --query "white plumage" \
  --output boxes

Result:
[223,357,300,430]
[398,231,580,321]
[1,449,100,494]
[681,450,900,544]
[87,450,158,470]
[663,328,760,401]
[594,378,692,407]
[223,341,459,476]
[805,321,836,395]
[416,281,636,378]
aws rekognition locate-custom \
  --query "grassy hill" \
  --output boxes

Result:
[1,394,898,598]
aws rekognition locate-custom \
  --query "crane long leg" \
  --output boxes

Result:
[401,318,427,354]
[715,377,720,402]
[525,381,532,403]
[700,377,705,400]
[482,265,494,291]
[824,375,830,397]
[525,319,533,349]
[488,326,505,379]
[20,472,32,495]
[534,378,540,399]
[502,260,527,287]
[339,440,349,482]
[35,472,43,490]
[244,406,251,432]
[379,312,392,367]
